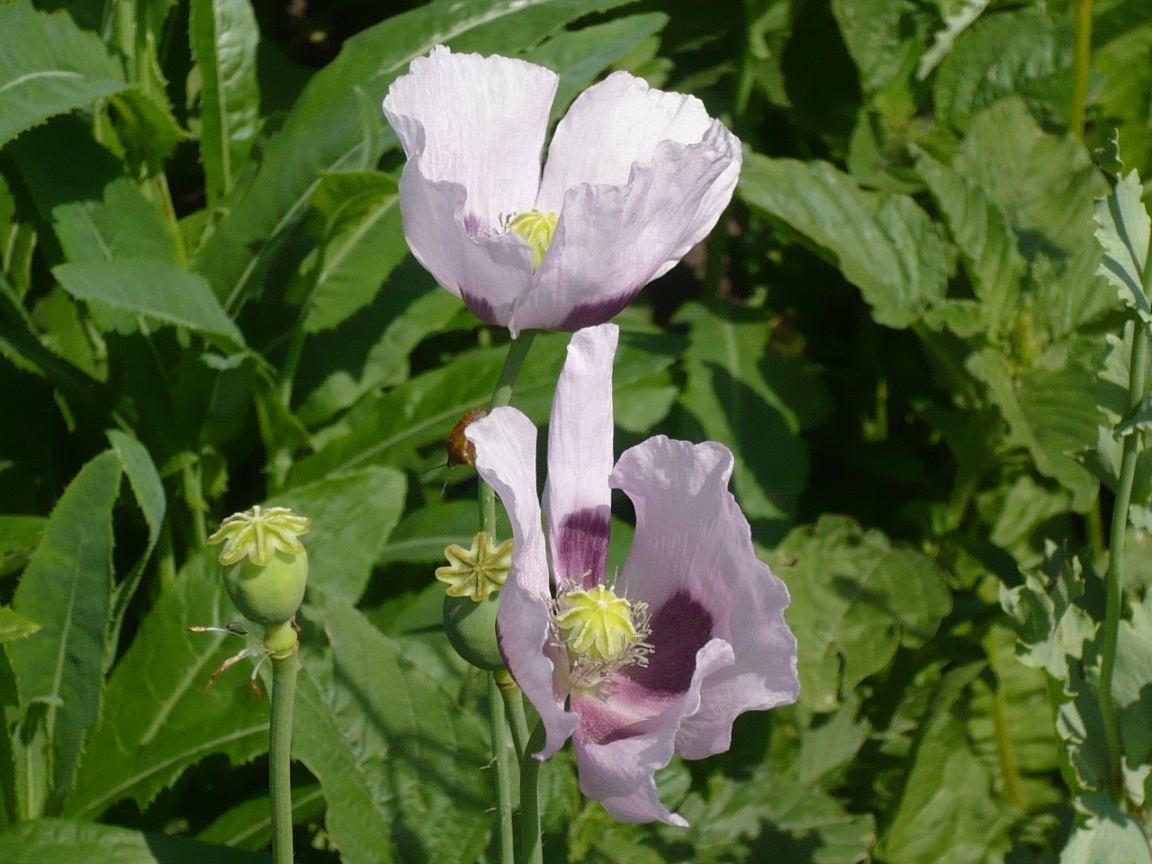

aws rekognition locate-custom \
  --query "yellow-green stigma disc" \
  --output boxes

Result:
[554,585,639,663]
[509,209,558,270]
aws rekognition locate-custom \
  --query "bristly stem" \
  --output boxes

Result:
[1100,319,1150,800]
[1069,0,1093,142]
[269,644,299,864]
[497,671,532,763]
[489,675,516,864]
[519,722,546,864]
[480,331,537,535]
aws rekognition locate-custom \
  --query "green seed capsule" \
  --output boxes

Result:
[443,592,503,671]
[224,547,309,627]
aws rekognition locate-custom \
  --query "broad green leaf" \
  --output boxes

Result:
[768,515,951,712]
[740,154,948,328]
[933,8,1072,129]
[197,783,325,850]
[0,607,40,643]
[301,171,404,334]
[1059,793,1152,864]
[955,97,1105,261]
[6,450,121,815]
[664,764,875,864]
[917,0,991,80]
[916,150,1026,339]
[268,466,407,603]
[1115,593,1152,768]
[294,263,461,427]
[379,500,479,566]
[1094,168,1151,320]
[0,0,128,148]
[105,430,166,663]
[194,0,639,311]
[1094,25,1152,174]
[674,302,810,543]
[9,119,180,266]
[796,692,870,786]
[967,348,1101,508]
[53,259,244,347]
[190,0,261,205]
[1000,544,1110,793]
[875,667,1015,864]
[0,818,270,864]
[65,551,269,819]
[288,331,678,485]
[832,0,923,95]
[522,12,669,113]
[295,589,491,864]
[0,516,45,578]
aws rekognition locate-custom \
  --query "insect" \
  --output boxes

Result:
[443,408,489,470]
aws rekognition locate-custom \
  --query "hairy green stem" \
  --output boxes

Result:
[496,671,532,762]
[519,723,546,864]
[1100,321,1150,799]
[490,675,516,864]
[1070,0,1093,142]
[480,332,538,535]
[269,646,299,864]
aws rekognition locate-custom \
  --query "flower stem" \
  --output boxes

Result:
[269,645,299,864]
[1070,0,1093,142]
[519,722,546,864]
[1100,320,1150,799]
[480,331,538,535]
[489,675,516,864]
[498,672,532,763]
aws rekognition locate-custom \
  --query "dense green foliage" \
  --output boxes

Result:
[1,0,1152,861]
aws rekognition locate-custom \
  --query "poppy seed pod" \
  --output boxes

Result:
[209,506,312,628]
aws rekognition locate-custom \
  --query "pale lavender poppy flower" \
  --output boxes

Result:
[466,324,799,824]
[382,47,741,337]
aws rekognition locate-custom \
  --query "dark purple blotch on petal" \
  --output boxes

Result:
[461,290,501,325]
[556,507,610,588]
[463,212,482,236]
[625,590,713,695]
[554,287,644,331]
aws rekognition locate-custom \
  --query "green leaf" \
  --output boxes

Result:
[295,589,491,864]
[105,431,166,662]
[0,818,270,864]
[954,97,1105,261]
[268,466,407,603]
[190,0,261,205]
[915,149,1026,339]
[65,551,269,819]
[739,154,948,328]
[875,666,1015,864]
[53,259,244,348]
[967,348,1101,507]
[198,783,325,850]
[194,0,640,311]
[664,764,875,864]
[9,119,181,265]
[1094,168,1151,320]
[294,263,461,427]
[0,516,46,578]
[5,450,122,815]
[1059,793,1152,864]
[288,330,677,485]
[0,607,40,643]
[933,8,1072,130]
[0,0,128,148]
[673,302,811,542]
[832,0,923,95]
[917,0,991,81]
[301,172,404,334]
[769,515,952,712]
[379,500,479,566]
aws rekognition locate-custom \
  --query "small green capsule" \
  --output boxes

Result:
[223,548,309,627]
[443,592,503,671]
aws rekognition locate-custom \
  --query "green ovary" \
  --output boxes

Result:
[509,209,558,270]
[554,585,639,663]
